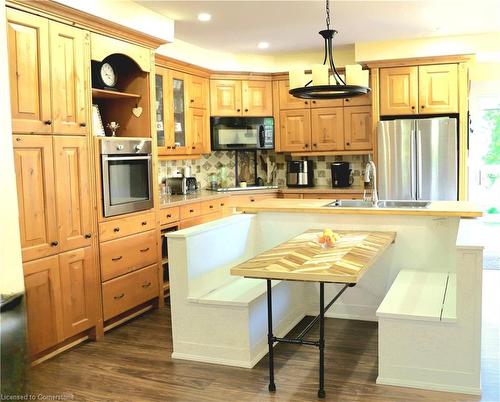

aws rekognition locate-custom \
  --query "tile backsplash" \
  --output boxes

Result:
[158,151,369,189]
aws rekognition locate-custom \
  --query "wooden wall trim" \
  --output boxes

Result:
[155,54,211,78]
[7,0,167,49]
[365,54,475,69]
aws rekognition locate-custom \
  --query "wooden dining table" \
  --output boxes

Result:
[231,228,396,398]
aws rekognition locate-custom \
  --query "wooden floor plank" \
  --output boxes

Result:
[29,303,492,402]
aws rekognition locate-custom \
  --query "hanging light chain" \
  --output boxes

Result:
[325,0,331,30]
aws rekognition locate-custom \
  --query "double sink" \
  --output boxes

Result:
[325,200,431,209]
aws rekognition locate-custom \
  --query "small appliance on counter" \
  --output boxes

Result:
[168,176,198,195]
[287,160,314,187]
[331,162,354,188]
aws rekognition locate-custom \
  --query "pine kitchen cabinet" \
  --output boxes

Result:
[280,106,372,153]
[156,66,210,156]
[379,64,458,115]
[7,8,88,135]
[210,79,272,116]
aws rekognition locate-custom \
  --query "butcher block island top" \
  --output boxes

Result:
[236,199,482,218]
[231,229,396,283]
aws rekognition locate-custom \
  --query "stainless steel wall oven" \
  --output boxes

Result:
[100,138,153,217]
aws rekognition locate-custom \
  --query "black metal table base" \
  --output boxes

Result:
[266,279,355,398]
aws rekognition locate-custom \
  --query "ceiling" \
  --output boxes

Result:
[137,1,500,54]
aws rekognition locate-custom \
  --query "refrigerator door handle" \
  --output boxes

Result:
[416,129,422,200]
[410,129,416,200]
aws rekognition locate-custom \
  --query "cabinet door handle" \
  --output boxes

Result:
[79,122,86,127]
[346,142,351,146]
[113,227,120,232]
[50,241,59,247]
[142,282,152,288]
[114,293,125,300]
[166,214,172,218]
[189,209,194,213]
[313,143,317,148]
[411,106,416,110]
[15,137,22,142]
[192,146,196,150]
[345,98,350,102]
[140,247,150,252]
[304,144,309,148]
[220,203,225,207]
[244,108,248,112]
[250,198,255,202]
[312,100,316,104]
[112,256,123,261]
[141,221,147,226]
[237,109,241,112]
[44,120,52,125]
[190,99,194,103]
[84,233,92,239]
[209,205,214,209]
[421,105,425,109]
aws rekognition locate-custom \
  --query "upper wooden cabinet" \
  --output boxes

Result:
[277,80,310,110]
[242,80,273,116]
[24,255,64,356]
[188,75,209,109]
[210,80,242,116]
[7,9,88,135]
[279,109,311,152]
[7,9,52,134]
[49,21,88,135]
[156,67,210,156]
[14,135,59,262]
[59,247,98,338]
[344,106,372,151]
[210,79,272,116]
[379,66,418,115]
[418,64,458,114]
[311,108,344,151]
[53,136,93,251]
[379,64,458,115]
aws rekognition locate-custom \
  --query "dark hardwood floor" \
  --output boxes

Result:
[29,299,497,402]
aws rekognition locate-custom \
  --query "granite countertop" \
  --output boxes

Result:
[159,186,368,208]
[281,186,366,194]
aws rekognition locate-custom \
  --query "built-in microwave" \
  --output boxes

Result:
[100,138,153,217]
[210,117,274,150]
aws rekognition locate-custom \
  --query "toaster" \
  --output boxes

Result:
[168,177,198,195]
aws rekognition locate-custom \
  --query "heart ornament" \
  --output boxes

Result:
[132,106,143,118]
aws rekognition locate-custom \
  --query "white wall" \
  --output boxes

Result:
[0,0,24,294]
[53,0,174,43]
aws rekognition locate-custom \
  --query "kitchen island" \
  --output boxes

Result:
[166,199,483,396]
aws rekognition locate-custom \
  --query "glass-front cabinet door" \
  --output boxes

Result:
[155,66,189,155]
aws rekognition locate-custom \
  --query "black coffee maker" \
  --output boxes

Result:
[331,162,353,188]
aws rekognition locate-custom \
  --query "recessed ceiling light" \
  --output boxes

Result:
[257,42,270,49]
[197,13,211,22]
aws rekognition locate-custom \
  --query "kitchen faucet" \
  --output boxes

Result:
[363,159,379,206]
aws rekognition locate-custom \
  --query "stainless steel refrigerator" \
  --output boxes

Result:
[377,117,458,201]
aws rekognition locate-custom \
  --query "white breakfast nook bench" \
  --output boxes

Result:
[166,204,484,397]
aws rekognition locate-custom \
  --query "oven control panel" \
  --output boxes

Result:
[100,138,152,155]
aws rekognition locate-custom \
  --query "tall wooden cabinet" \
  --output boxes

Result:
[8,7,99,359]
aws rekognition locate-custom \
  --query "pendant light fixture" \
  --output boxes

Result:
[289,0,370,100]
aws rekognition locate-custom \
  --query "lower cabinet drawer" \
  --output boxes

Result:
[160,206,180,226]
[99,211,156,242]
[201,199,222,215]
[180,202,201,220]
[102,264,159,321]
[100,230,157,281]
